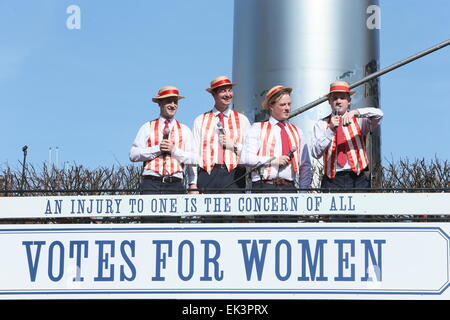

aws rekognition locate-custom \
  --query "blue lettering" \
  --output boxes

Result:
[361,239,386,281]
[280,197,288,212]
[275,240,291,281]
[69,240,88,281]
[330,197,337,211]
[77,199,85,213]
[95,199,103,213]
[298,240,328,281]
[307,196,322,211]
[348,196,355,211]
[152,240,172,281]
[45,199,62,214]
[290,196,298,212]
[129,198,143,213]
[200,240,223,281]
[184,197,197,213]
[238,239,271,281]
[94,240,115,281]
[223,197,231,212]
[48,241,65,282]
[23,241,46,282]
[263,197,270,211]
[115,199,122,214]
[204,198,212,212]
[271,197,278,211]
[334,240,355,281]
[253,197,261,212]
[120,240,136,281]
[191,198,197,212]
[238,197,244,212]
[178,240,194,281]
[105,199,113,213]
[339,196,347,211]
[86,199,93,213]
[169,198,177,213]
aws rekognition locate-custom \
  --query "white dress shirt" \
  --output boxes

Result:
[242,116,312,189]
[129,116,197,185]
[192,107,250,183]
[311,107,383,171]
[192,106,251,173]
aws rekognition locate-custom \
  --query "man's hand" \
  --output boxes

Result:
[271,155,290,167]
[342,109,360,126]
[188,184,199,194]
[218,134,236,152]
[160,139,175,154]
[330,115,340,131]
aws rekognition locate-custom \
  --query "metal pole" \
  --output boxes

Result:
[289,39,450,118]
[20,145,28,192]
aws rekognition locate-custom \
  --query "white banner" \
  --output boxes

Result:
[0,193,449,219]
[0,223,449,299]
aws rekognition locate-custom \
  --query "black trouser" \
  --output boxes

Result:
[140,176,185,194]
[197,165,246,194]
[251,181,297,193]
[321,170,370,191]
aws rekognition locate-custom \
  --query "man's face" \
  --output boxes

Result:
[328,92,351,115]
[212,85,233,110]
[269,93,291,121]
[159,96,179,119]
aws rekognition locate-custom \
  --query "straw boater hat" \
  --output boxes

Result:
[206,76,237,93]
[152,86,185,103]
[261,85,293,110]
[326,81,355,97]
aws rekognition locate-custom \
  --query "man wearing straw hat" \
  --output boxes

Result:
[311,81,383,189]
[192,76,251,193]
[242,85,312,192]
[129,86,198,194]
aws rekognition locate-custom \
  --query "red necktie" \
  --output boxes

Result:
[336,118,348,167]
[277,122,290,156]
[162,120,170,175]
[217,113,225,164]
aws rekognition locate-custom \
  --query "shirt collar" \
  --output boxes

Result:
[213,106,231,117]
[159,116,175,125]
[269,116,287,126]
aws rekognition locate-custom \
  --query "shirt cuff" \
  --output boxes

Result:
[325,127,335,141]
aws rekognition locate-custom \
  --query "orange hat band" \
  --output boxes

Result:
[157,89,180,97]
[267,86,284,100]
[211,79,231,89]
[330,85,350,92]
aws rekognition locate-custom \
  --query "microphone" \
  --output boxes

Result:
[286,145,297,158]
[216,121,225,135]
[252,146,297,172]
[163,127,170,140]
[333,106,341,116]
[161,127,171,156]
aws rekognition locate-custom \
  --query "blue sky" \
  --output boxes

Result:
[1,0,449,170]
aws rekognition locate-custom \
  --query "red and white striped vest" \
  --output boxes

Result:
[323,116,369,179]
[145,119,185,176]
[198,110,244,173]
[257,121,301,179]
